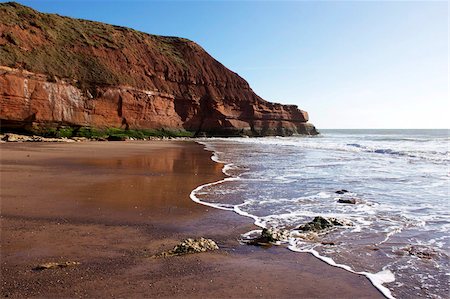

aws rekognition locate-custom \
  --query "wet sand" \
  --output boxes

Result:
[1,141,383,298]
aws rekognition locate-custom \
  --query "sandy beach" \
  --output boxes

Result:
[1,141,383,298]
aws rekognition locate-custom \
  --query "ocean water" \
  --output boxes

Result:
[191,129,449,299]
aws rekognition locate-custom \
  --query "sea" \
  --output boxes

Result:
[191,129,449,299]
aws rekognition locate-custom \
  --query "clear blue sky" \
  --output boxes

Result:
[6,0,449,129]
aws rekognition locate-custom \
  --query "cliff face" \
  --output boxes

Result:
[0,2,318,136]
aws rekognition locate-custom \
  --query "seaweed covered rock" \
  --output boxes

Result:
[296,216,352,232]
[243,227,290,246]
[155,238,219,257]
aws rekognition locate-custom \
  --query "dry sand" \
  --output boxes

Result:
[0,141,383,298]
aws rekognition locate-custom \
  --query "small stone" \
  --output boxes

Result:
[33,261,80,271]
[86,90,94,99]
[321,241,336,246]
[71,137,88,142]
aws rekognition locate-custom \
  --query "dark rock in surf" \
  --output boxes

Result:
[321,241,336,246]
[296,216,352,232]
[401,245,438,260]
[337,198,357,204]
[335,189,349,194]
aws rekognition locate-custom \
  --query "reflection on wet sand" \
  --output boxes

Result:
[75,147,224,212]
[1,141,224,223]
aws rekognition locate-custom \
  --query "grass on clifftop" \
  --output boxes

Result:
[0,2,190,88]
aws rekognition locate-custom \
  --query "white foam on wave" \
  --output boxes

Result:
[190,177,238,211]
[378,226,404,245]
[234,203,266,227]
[317,191,331,198]
[288,239,396,299]
[190,141,398,298]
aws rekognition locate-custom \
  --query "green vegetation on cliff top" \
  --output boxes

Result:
[0,2,190,88]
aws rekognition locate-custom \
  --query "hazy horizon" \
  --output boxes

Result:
[4,0,449,129]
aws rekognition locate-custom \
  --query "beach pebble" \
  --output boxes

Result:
[33,261,80,271]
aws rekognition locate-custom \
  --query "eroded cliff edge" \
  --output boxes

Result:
[0,2,318,136]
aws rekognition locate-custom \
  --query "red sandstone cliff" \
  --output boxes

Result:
[0,2,317,136]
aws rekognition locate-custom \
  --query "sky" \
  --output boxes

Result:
[6,0,449,129]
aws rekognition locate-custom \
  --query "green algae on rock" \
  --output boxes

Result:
[296,216,353,232]
[154,238,219,257]
[242,227,290,246]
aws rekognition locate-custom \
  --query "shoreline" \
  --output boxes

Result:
[1,140,383,298]
[195,141,395,298]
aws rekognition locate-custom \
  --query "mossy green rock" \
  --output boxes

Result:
[155,238,219,257]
